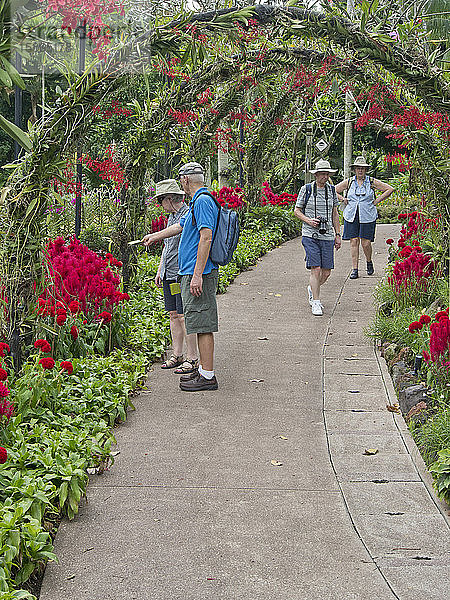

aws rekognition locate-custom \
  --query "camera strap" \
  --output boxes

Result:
[313,182,329,225]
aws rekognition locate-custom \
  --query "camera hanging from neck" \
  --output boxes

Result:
[313,182,329,226]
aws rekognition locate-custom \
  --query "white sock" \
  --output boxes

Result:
[199,365,215,380]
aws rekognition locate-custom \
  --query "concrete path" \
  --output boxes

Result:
[40,224,449,600]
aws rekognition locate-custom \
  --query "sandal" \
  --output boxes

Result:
[161,354,184,369]
[174,358,199,374]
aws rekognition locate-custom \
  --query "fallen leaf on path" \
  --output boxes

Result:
[66,575,76,581]
[386,403,400,413]
[274,434,288,440]
[274,293,282,297]
[240,282,249,286]
[363,448,379,455]
[271,460,283,466]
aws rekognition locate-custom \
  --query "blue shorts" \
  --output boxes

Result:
[162,278,184,314]
[302,237,335,270]
[343,209,376,241]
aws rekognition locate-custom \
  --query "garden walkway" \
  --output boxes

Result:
[40,223,450,600]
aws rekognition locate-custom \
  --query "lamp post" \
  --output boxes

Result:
[75,22,86,239]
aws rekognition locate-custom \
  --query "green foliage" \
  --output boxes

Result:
[412,406,450,467]
[243,205,302,239]
[429,448,450,505]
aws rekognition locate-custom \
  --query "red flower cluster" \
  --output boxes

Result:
[212,128,243,153]
[212,187,246,210]
[105,253,123,268]
[261,182,296,207]
[38,237,129,316]
[0,367,7,381]
[34,339,52,353]
[0,446,7,464]
[0,342,10,358]
[82,150,128,191]
[393,107,450,139]
[92,100,132,119]
[97,311,112,324]
[0,383,9,398]
[168,107,198,125]
[429,310,450,362]
[197,88,214,106]
[385,153,412,172]
[408,321,423,332]
[42,0,125,59]
[386,239,394,245]
[39,357,55,370]
[356,103,387,130]
[388,246,434,294]
[70,325,79,340]
[151,215,168,234]
[60,361,74,375]
[154,56,190,82]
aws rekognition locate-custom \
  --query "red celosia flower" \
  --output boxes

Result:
[0,367,7,381]
[422,350,430,362]
[69,300,80,313]
[0,447,7,464]
[0,342,10,358]
[70,325,79,340]
[34,339,52,353]
[56,312,67,326]
[386,239,394,245]
[435,310,449,321]
[398,213,407,220]
[0,383,10,397]
[60,361,73,375]
[39,357,55,370]
[419,315,431,325]
[97,311,112,323]
[408,321,422,332]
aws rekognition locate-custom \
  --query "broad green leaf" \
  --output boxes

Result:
[0,114,32,150]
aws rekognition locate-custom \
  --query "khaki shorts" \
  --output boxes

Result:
[180,270,219,335]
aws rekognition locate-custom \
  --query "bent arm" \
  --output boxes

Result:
[335,179,349,204]
[372,179,394,205]
[143,223,182,246]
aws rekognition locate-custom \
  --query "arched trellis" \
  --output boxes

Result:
[1,3,448,366]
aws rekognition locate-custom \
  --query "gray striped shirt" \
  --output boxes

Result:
[295,183,338,241]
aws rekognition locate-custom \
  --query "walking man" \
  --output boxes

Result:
[143,162,219,391]
[294,159,341,316]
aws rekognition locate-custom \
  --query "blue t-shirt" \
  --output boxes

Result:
[178,187,219,275]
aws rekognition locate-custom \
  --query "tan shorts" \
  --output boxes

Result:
[180,270,219,335]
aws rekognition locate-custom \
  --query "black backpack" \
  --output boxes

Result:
[191,191,240,266]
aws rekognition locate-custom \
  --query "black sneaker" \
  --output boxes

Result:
[349,269,359,279]
[367,261,374,275]
[180,374,218,392]
[179,369,199,382]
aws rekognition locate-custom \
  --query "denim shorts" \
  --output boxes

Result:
[343,209,376,241]
[162,278,184,314]
[180,270,219,335]
[302,236,335,270]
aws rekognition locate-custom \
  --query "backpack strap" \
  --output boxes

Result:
[191,190,221,228]
[303,183,312,211]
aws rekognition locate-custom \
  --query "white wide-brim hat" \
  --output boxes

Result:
[350,156,371,169]
[309,159,337,174]
[154,179,185,199]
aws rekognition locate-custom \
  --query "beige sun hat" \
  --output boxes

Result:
[178,162,204,176]
[350,156,371,169]
[309,159,337,174]
[154,179,185,199]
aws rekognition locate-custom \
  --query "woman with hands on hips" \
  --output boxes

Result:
[335,156,394,279]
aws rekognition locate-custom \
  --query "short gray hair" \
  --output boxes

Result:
[186,173,205,185]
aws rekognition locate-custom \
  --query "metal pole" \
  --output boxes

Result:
[75,22,86,239]
[14,52,22,160]
[344,0,355,179]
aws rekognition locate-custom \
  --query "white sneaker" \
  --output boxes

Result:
[311,300,323,316]
[307,285,313,306]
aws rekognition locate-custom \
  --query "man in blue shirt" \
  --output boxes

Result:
[143,162,220,392]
